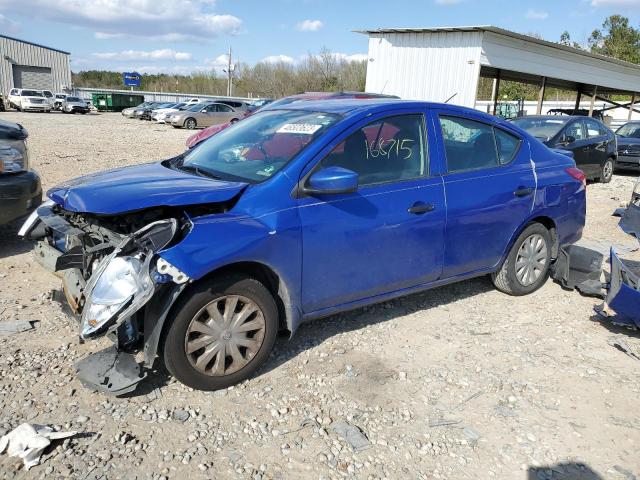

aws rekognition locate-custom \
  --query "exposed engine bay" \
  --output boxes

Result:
[19,201,198,394]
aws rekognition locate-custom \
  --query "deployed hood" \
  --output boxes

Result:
[48,162,248,215]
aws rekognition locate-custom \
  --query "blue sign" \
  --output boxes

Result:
[123,72,141,87]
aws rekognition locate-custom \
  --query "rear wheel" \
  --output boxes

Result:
[184,118,197,129]
[491,223,552,296]
[600,158,614,183]
[163,275,278,391]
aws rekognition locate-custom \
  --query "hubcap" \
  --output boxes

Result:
[515,233,548,287]
[185,295,265,376]
[603,161,613,179]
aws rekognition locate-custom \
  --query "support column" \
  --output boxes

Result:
[574,90,582,113]
[630,93,637,121]
[536,76,547,115]
[588,86,598,117]
[491,70,501,116]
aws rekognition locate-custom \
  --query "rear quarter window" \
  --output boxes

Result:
[494,128,521,165]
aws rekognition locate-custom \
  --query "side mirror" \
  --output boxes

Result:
[304,167,358,195]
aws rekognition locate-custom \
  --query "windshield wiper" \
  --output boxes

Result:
[178,164,222,180]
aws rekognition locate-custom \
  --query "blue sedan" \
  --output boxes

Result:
[21,100,586,393]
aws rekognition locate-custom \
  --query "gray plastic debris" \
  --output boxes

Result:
[0,423,76,470]
[607,337,640,361]
[429,418,462,427]
[463,427,480,446]
[0,320,34,336]
[330,420,371,452]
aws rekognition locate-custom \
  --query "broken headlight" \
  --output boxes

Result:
[80,219,184,340]
[81,256,153,339]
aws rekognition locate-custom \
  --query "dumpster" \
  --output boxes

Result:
[91,93,145,112]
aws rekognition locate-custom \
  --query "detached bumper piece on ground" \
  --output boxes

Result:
[554,178,640,328]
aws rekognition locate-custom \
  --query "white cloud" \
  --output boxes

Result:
[94,32,124,39]
[591,0,640,5]
[93,49,193,61]
[434,0,462,4]
[0,0,242,41]
[261,55,295,64]
[296,19,324,32]
[526,9,549,19]
[0,13,19,33]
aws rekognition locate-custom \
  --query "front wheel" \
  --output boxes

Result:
[491,223,552,296]
[163,275,278,391]
[600,158,614,183]
[184,118,197,129]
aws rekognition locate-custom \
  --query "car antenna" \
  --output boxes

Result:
[444,93,457,104]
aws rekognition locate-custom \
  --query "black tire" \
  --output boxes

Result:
[230,118,239,124]
[184,118,197,129]
[163,275,278,391]
[600,158,614,183]
[491,223,552,296]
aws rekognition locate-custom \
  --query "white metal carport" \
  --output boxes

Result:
[357,26,640,119]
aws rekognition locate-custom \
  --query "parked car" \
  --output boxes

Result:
[152,103,188,123]
[61,96,90,114]
[615,121,640,171]
[186,91,399,148]
[139,103,177,121]
[53,93,68,111]
[41,90,54,109]
[7,89,51,112]
[168,102,243,129]
[20,99,585,393]
[122,102,155,118]
[0,119,41,225]
[511,115,616,182]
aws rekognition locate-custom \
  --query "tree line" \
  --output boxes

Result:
[72,49,366,99]
[72,15,639,101]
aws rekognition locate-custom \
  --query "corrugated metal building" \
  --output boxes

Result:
[0,35,71,95]
[358,26,640,119]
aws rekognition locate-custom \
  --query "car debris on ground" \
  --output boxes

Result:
[0,320,34,336]
[0,423,76,470]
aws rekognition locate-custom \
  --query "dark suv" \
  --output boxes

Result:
[0,120,41,225]
[511,115,617,183]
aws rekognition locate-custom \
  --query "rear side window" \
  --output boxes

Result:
[494,129,520,165]
[440,116,497,172]
[585,119,603,138]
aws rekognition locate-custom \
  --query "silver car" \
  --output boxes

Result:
[169,102,243,129]
[62,96,90,114]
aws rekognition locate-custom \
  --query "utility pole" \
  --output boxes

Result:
[227,47,233,97]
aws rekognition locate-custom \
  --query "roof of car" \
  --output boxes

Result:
[277,98,492,118]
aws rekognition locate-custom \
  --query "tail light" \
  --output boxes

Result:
[565,167,586,186]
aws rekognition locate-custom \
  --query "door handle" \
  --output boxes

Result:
[513,187,534,197]
[408,203,435,215]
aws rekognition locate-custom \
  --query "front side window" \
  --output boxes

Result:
[319,114,427,186]
[440,116,498,172]
[175,109,340,183]
[564,122,585,141]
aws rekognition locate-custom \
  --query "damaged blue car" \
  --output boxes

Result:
[20,100,586,394]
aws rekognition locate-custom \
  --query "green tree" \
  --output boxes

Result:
[588,15,640,64]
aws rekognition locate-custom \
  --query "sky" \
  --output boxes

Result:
[0,0,639,75]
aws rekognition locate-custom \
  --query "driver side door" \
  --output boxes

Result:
[296,111,446,314]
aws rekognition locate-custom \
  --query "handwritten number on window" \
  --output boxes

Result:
[365,138,413,160]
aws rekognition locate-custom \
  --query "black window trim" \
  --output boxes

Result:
[438,113,523,175]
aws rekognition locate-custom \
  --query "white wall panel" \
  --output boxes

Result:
[365,31,483,107]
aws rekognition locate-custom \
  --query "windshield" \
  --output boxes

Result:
[66,97,82,102]
[21,90,43,97]
[617,123,640,138]
[511,117,568,140]
[175,109,341,182]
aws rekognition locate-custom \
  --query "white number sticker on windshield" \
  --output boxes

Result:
[277,123,322,135]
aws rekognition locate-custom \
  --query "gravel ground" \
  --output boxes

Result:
[0,111,639,480]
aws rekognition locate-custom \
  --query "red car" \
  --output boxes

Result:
[185,91,399,149]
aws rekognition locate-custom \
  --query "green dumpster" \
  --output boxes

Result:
[91,93,145,112]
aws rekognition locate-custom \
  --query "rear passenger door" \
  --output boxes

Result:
[436,112,535,278]
[584,118,609,175]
